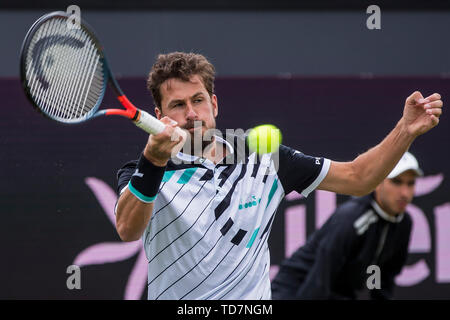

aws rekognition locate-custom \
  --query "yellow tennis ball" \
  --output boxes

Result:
[248,124,282,155]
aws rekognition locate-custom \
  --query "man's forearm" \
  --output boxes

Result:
[352,118,415,195]
[115,150,167,241]
[319,91,442,196]
[116,189,154,242]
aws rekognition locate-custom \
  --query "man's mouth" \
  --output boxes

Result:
[397,200,409,208]
[186,126,202,133]
[184,122,204,132]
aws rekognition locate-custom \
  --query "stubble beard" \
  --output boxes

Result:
[184,120,217,156]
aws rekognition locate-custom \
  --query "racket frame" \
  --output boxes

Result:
[19,11,140,124]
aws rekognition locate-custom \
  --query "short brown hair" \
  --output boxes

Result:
[147,52,215,108]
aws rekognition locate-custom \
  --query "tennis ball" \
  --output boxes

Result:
[247,124,282,155]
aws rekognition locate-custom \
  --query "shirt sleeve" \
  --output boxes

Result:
[116,160,138,195]
[277,144,331,197]
[114,160,138,215]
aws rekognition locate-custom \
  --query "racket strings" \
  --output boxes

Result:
[27,22,83,119]
[43,22,99,119]
[24,17,104,122]
[27,20,77,117]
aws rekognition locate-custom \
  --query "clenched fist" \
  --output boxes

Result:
[402,91,443,137]
[143,116,187,166]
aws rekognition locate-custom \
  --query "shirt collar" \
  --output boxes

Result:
[371,199,404,223]
[175,135,234,162]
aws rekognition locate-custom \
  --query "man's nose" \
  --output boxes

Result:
[185,102,198,119]
[400,184,413,198]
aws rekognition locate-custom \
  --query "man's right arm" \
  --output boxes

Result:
[116,188,155,242]
[115,116,186,242]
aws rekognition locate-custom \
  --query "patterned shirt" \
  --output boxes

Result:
[117,134,330,300]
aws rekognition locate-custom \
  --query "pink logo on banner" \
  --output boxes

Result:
[73,177,147,300]
[395,174,446,286]
[434,203,450,282]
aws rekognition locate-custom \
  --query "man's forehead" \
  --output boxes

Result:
[161,75,205,96]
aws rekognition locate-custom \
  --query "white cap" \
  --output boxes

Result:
[387,152,423,179]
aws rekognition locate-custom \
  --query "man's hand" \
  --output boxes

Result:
[402,91,443,137]
[318,91,443,197]
[116,116,186,242]
[143,116,187,167]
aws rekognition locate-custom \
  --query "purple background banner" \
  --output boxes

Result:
[1,77,449,299]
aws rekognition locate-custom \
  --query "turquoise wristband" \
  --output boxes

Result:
[128,181,157,203]
[128,153,166,203]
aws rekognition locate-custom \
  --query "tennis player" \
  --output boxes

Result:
[115,52,443,300]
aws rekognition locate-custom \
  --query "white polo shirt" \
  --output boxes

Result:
[117,134,330,300]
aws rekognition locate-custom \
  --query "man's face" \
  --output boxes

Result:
[155,74,218,152]
[375,170,417,216]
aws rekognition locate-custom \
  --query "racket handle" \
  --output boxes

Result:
[134,110,166,134]
[134,110,187,154]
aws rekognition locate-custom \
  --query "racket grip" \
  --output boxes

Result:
[134,110,166,135]
[134,110,187,155]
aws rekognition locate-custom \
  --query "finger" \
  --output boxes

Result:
[150,122,175,141]
[430,114,440,126]
[426,107,442,117]
[424,100,443,109]
[423,93,441,102]
[160,116,178,126]
[407,91,425,105]
[168,127,186,144]
[170,135,183,145]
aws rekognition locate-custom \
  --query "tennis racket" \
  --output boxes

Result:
[20,11,186,143]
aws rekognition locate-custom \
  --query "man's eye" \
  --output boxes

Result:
[194,99,203,103]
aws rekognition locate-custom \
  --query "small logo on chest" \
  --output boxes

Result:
[239,195,261,210]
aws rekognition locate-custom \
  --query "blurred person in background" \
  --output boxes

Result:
[272,152,422,300]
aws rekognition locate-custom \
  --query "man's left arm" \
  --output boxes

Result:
[318,91,443,196]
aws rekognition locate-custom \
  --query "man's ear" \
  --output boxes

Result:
[155,106,162,120]
[211,94,218,117]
